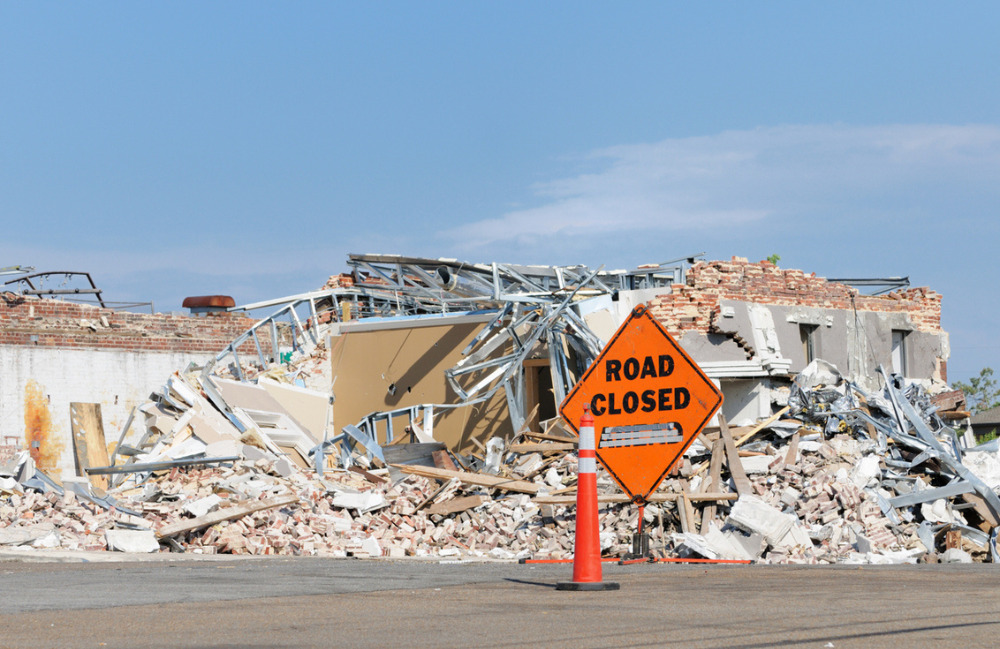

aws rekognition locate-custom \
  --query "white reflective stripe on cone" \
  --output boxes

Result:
[579,427,596,450]
[578,457,596,473]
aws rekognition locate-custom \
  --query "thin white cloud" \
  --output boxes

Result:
[441,124,1000,250]
[0,241,330,279]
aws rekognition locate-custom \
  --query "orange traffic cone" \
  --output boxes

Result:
[557,404,620,591]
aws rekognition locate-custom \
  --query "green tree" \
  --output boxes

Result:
[953,367,1000,414]
[766,254,780,265]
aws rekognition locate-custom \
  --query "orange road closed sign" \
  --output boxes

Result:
[559,305,723,502]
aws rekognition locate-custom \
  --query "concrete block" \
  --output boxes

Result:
[941,548,973,564]
[332,491,387,514]
[184,494,222,518]
[728,495,793,546]
[105,529,160,553]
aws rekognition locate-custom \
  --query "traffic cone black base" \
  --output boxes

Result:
[556,581,620,591]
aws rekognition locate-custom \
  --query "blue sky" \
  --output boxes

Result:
[2,3,998,383]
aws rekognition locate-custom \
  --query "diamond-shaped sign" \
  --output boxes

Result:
[560,305,723,502]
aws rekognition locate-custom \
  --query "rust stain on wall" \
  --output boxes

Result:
[24,380,64,474]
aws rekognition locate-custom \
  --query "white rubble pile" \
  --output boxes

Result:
[3,357,996,565]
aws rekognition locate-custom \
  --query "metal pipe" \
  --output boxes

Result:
[85,456,241,475]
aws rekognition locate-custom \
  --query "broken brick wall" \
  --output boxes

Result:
[647,257,942,338]
[646,257,948,390]
[0,295,262,353]
[0,296,264,478]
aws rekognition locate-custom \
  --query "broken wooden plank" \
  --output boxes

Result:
[720,413,753,496]
[348,465,388,484]
[520,430,577,443]
[532,492,739,505]
[426,495,488,516]
[521,454,561,480]
[508,442,576,454]
[382,442,448,465]
[383,442,449,483]
[156,494,299,538]
[414,478,457,512]
[700,438,725,533]
[392,464,540,494]
[70,402,111,491]
[431,449,458,471]
[734,406,791,447]
[784,431,800,465]
[681,490,698,534]
[960,492,999,530]
[705,439,724,493]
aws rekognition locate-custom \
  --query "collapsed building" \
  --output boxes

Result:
[209,254,948,455]
[5,255,990,564]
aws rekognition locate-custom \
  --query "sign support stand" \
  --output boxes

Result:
[621,499,652,561]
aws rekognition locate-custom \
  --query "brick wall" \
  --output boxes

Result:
[646,257,942,338]
[0,294,263,355]
[323,273,356,289]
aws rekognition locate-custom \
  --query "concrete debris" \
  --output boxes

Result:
[105,529,160,553]
[1,356,997,565]
[941,548,973,564]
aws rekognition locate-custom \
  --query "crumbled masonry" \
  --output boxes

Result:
[0,256,979,562]
[2,357,996,564]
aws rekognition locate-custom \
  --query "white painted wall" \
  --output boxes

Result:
[0,346,213,479]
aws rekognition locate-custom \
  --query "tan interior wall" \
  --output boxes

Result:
[329,317,512,452]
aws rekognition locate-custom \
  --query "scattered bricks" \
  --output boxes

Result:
[0,349,972,566]
[858,501,881,520]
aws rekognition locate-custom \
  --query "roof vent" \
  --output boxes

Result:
[182,295,235,315]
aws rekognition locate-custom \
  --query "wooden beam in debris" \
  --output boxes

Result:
[784,432,801,465]
[426,495,488,516]
[681,489,698,533]
[720,413,753,496]
[734,406,791,447]
[532,492,739,505]
[508,442,576,454]
[69,402,111,491]
[415,479,458,512]
[348,465,388,484]
[520,430,577,443]
[960,493,1000,530]
[156,494,300,538]
[431,450,458,471]
[392,464,541,494]
[700,438,725,533]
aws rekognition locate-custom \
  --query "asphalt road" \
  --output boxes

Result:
[2,557,999,649]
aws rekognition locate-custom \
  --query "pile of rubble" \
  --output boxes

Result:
[3,355,999,565]
[0,425,636,560]
[671,361,998,564]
